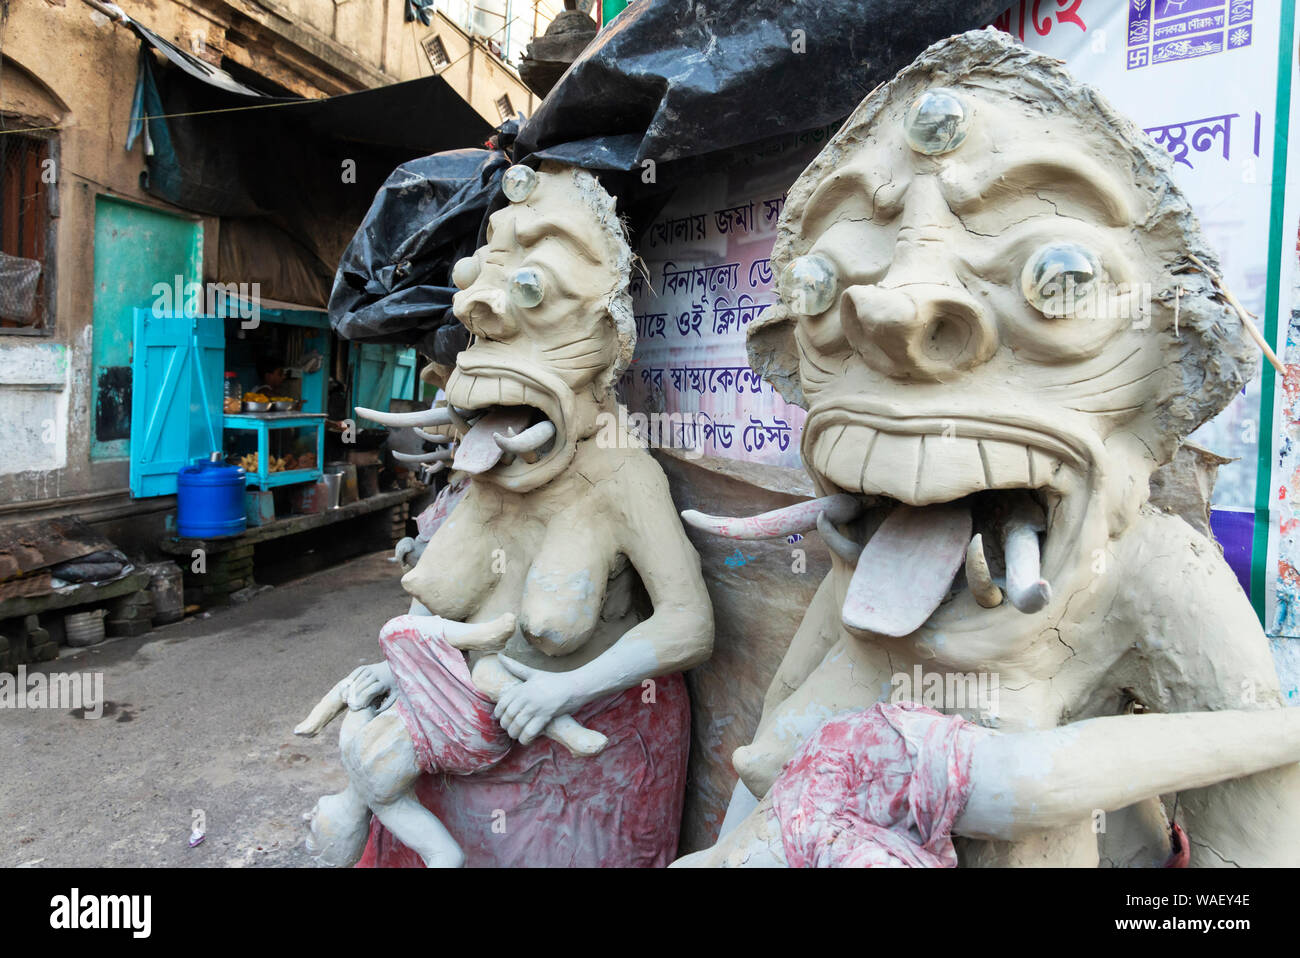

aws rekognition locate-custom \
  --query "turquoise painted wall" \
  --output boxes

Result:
[91,196,202,461]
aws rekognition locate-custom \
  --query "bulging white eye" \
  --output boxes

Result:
[781,254,838,316]
[903,88,970,155]
[1021,243,1102,318]
[508,266,544,308]
[502,165,538,203]
[451,256,480,290]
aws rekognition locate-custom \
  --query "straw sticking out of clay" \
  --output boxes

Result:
[1186,253,1283,375]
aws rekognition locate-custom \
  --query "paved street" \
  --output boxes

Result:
[1,552,408,868]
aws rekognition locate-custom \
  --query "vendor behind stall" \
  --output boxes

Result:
[254,354,289,397]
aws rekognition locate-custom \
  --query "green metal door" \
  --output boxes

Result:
[91,196,202,461]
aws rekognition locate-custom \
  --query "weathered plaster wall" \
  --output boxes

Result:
[386,9,541,124]
[2,2,163,515]
[0,0,535,527]
[0,340,73,473]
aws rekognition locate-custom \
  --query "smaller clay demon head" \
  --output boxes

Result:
[443,162,634,492]
[739,29,1258,642]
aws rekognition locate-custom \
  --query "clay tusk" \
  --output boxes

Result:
[355,405,454,428]
[816,511,863,566]
[447,406,473,434]
[413,428,453,444]
[681,494,861,540]
[419,461,447,480]
[965,534,1003,609]
[392,448,454,464]
[1003,521,1051,614]
[493,420,555,464]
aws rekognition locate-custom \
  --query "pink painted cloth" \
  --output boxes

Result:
[415,476,469,541]
[378,617,512,775]
[770,702,987,868]
[358,617,691,868]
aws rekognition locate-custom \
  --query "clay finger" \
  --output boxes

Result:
[507,709,535,740]
[348,679,379,710]
[500,697,528,726]
[493,686,520,720]
[519,714,549,746]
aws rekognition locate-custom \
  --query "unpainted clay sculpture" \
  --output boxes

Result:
[679,29,1300,867]
[297,163,714,868]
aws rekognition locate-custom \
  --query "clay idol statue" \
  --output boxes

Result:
[296,163,714,868]
[677,29,1300,868]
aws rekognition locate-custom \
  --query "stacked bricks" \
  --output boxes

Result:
[0,615,56,672]
[183,542,256,607]
[388,503,410,547]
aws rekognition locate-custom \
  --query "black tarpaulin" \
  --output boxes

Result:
[328,148,512,363]
[515,0,1011,169]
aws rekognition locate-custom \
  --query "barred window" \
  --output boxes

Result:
[495,94,514,123]
[0,128,54,330]
[423,34,451,71]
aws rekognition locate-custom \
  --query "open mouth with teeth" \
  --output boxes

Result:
[356,364,570,490]
[443,365,565,484]
[683,402,1095,638]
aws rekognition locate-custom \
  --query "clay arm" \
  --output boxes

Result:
[547,467,716,697]
[682,707,1300,867]
[955,708,1300,841]
[1108,514,1300,865]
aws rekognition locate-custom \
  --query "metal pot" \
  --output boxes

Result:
[65,609,108,648]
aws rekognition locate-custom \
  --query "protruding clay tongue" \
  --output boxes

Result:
[453,407,533,474]
[841,504,972,638]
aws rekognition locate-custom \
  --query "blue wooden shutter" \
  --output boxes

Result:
[391,347,417,402]
[129,308,226,497]
[352,343,400,429]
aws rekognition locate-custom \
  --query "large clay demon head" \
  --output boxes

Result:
[443,162,634,492]
[736,29,1257,644]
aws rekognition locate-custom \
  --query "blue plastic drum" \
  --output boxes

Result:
[177,457,247,538]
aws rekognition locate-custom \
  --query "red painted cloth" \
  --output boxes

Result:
[357,619,691,868]
[769,702,986,868]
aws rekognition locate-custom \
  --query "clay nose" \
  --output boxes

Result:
[840,283,996,381]
[454,287,514,339]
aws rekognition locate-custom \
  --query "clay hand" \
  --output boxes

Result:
[346,662,397,713]
[493,656,580,745]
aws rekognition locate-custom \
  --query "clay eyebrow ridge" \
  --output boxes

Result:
[802,166,902,236]
[945,155,1132,227]
[514,212,603,266]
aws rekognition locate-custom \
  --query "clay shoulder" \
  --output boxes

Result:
[1115,506,1233,573]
